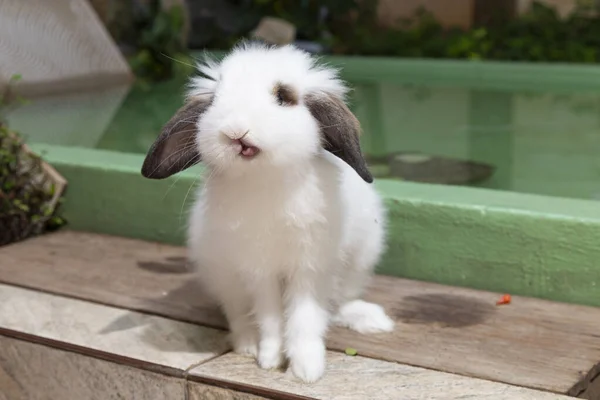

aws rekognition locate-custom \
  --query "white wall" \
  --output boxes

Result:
[0,0,132,96]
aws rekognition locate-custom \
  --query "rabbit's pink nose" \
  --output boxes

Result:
[232,138,260,158]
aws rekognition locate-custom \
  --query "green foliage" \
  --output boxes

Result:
[194,0,600,64]
[120,0,193,82]
[109,0,600,78]
[184,0,373,51]
[330,2,600,63]
[176,0,359,50]
[250,0,363,41]
[0,74,28,125]
[0,76,66,246]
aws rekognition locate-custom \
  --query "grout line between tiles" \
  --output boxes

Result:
[183,351,233,400]
[0,328,312,400]
[182,350,316,400]
[187,374,315,400]
[0,326,184,377]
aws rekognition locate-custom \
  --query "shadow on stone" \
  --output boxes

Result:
[137,258,191,274]
[396,293,495,328]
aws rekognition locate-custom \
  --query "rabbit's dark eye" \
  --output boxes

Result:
[274,83,298,106]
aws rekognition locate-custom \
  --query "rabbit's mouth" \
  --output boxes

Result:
[232,138,260,159]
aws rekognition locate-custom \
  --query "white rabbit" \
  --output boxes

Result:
[141,42,394,383]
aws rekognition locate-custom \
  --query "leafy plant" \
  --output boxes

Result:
[0,74,28,125]
[181,0,364,50]
[106,0,600,80]
[326,2,600,62]
[184,0,263,50]
[250,0,362,42]
[0,76,66,246]
[346,1,600,62]
[117,0,194,82]
[183,0,600,64]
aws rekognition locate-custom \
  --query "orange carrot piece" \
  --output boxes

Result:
[496,294,511,305]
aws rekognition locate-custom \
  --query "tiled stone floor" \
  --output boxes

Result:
[3,232,600,399]
[0,284,574,400]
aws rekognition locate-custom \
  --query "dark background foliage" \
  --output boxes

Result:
[105,0,600,81]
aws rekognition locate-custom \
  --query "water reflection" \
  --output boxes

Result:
[8,85,130,148]
[12,76,600,201]
[353,82,600,200]
[95,77,188,154]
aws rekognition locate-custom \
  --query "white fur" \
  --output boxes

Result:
[186,43,393,383]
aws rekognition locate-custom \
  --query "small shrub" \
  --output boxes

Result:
[0,76,66,246]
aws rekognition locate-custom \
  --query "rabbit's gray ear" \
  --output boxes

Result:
[141,99,210,179]
[305,93,373,183]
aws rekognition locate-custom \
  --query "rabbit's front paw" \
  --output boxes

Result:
[258,338,284,370]
[288,339,326,383]
[230,332,258,358]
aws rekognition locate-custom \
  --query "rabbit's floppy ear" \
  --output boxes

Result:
[141,98,210,179]
[305,92,373,183]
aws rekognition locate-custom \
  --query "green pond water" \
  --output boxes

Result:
[8,73,600,202]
